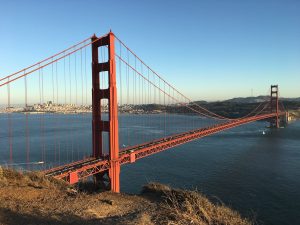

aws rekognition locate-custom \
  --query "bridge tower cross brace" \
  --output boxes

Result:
[91,32,120,193]
[270,85,279,128]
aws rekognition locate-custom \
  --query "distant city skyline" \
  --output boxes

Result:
[0,0,299,101]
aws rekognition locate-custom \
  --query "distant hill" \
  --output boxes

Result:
[222,96,300,104]
[193,96,300,104]
[224,96,268,103]
[282,97,300,102]
[190,97,300,118]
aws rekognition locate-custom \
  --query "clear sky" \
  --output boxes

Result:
[0,0,299,101]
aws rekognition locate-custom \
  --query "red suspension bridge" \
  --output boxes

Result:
[0,31,287,192]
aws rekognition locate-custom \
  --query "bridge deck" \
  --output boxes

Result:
[45,112,284,183]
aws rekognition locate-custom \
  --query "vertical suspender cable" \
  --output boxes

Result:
[7,77,13,165]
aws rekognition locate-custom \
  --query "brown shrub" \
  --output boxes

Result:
[1,168,69,190]
[144,182,254,225]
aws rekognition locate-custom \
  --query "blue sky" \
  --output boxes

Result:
[0,0,299,101]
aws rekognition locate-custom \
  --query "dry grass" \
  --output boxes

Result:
[0,168,154,225]
[0,169,253,225]
[0,167,68,190]
[143,182,254,225]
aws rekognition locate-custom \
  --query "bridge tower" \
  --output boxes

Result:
[270,85,279,128]
[91,31,120,193]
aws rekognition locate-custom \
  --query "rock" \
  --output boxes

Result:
[66,188,78,196]
[102,199,114,205]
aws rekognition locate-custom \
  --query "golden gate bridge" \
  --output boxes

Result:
[0,31,287,192]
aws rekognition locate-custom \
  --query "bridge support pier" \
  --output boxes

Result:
[92,31,120,193]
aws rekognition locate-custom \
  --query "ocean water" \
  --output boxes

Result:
[0,114,299,225]
[121,118,300,225]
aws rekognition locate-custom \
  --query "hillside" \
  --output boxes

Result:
[290,109,300,119]
[0,168,253,225]
[223,96,300,104]
[133,96,300,119]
